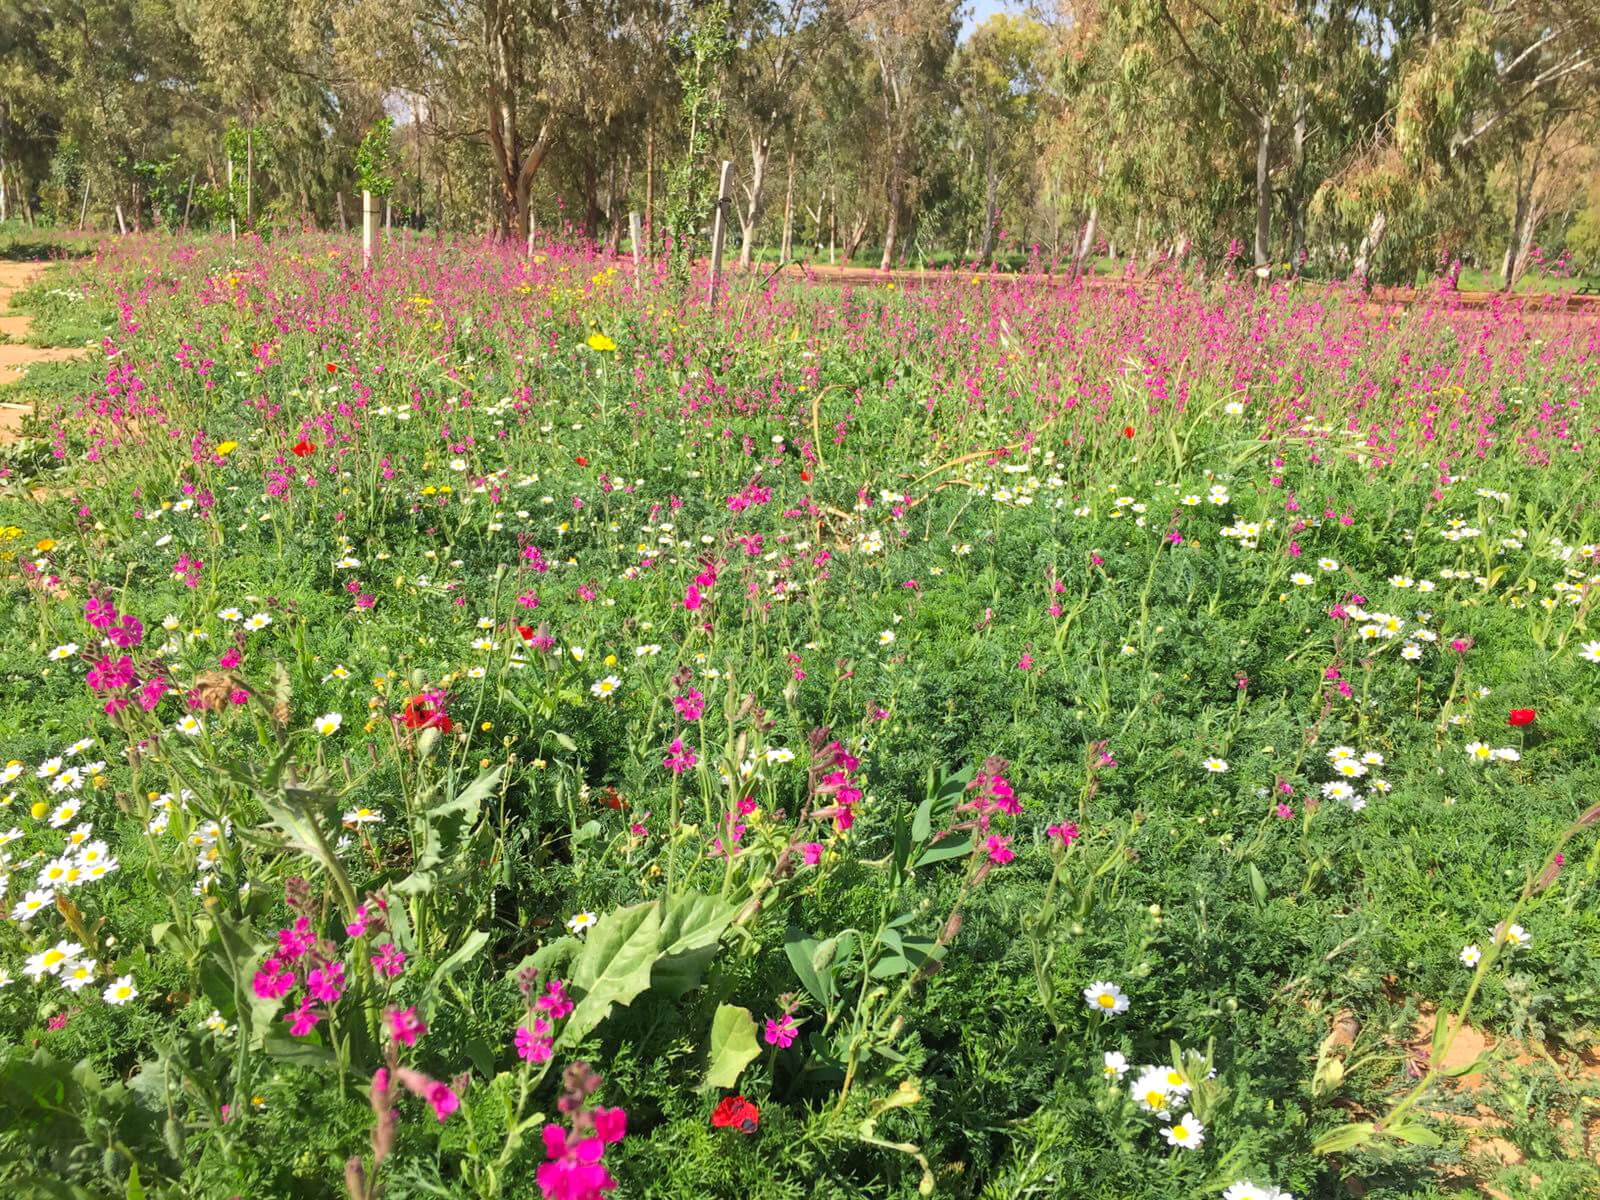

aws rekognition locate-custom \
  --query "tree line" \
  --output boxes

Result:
[3,0,1598,286]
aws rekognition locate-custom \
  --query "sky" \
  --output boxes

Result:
[961,0,1019,40]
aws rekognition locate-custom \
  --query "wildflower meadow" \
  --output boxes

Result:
[1,232,1599,1200]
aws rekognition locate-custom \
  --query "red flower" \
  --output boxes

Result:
[599,786,625,810]
[326,362,338,374]
[1507,708,1536,726]
[401,695,454,733]
[516,624,535,641]
[292,439,315,457]
[800,469,811,482]
[575,456,589,467]
[1123,425,1136,438]
[711,1096,759,1134]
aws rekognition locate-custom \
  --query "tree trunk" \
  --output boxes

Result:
[335,190,347,233]
[1253,112,1272,267]
[738,125,772,268]
[880,170,901,271]
[78,174,90,230]
[978,124,997,264]
[0,159,7,224]
[829,189,836,265]
[779,147,796,263]
[181,174,196,231]
[1289,93,1308,273]
[644,123,655,237]
[245,128,254,231]
[1352,209,1386,285]
[1074,206,1098,278]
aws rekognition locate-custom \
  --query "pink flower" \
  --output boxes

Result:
[662,736,697,774]
[276,917,316,962]
[1017,652,1033,671]
[592,1106,627,1145]
[371,943,406,978]
[536,980,574,1020]
[1046,822,1079,848]
[800,842,823,866]
[387,1006,427,1047]
[683,585,703,611]
[672,689,704,721]
[307,962,346,1004]
[985,835,1014,865]
[251,957,295,1000]
[1275,803,1294,819]
[425,1081,459,1122]
[516,1020,554,1063]
[764,1013,799,1048]
[285,996,321,1036]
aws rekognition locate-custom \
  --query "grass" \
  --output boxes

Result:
[0,231,1596,1200]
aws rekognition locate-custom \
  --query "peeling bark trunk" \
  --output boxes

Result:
[738,125,773,268]
[879,170,900,271]
[1073,206,1098,278]
[1352,209,1386,285]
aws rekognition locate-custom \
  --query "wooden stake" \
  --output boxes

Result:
[115,203,127,235]
[629,210,643,287]
[181,174,196,231]
[527,205,536,259]
[708,159,733,306]
[227,157,237,241]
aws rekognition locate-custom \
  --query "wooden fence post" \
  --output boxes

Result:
[629,210,643,287]
[527,206,536,259]
[708,159,733,306]
[362,189,377,272]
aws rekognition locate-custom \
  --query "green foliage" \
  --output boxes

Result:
[355,118,395,199]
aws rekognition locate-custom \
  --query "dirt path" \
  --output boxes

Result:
[0,261,89,443]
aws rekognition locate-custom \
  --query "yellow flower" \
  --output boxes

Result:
[34,539,55,552]
[215,441,239,457]
[585,333,617,352]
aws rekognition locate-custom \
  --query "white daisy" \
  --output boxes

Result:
[1101,1050,1130,1081]
[1161,1113,1205,1149]
[1459,944,1481,967]
[315,713,343,736]
[244,612,272,631]
[1201,757,1229,774]
[1082,980,1129,1014]
[102,975,138,1005]
[566,911,598,935]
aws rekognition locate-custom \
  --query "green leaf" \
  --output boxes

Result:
[423,930,490,1012]
[261,1033,338,1068]
[417,765,501,871]
[1312,1121,1376,1155]
[653,893,736,999]
[912,836,973,870]
[1385,1121,1442,1147]
[125,1162,144,1200]
[1248,863,1268,907]
[557,901,663,1048]
[786,934,830,1009]
[704,1004,760,1089]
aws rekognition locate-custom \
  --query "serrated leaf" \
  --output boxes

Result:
[704,1004,760,1089]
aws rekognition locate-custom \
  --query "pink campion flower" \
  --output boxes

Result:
[425,1081,459,1123]
[251,957,296,1000]
[683,585,703,611]
[985,835,1015,865]
[307,962,346,1004]
[1046,822,1079,848]
[537,980,574,1020]
[517,591,540,608]
[577,583,596,602]
[1450,637,1473,653]
[1287,541,1301,557]
[800,842,823,866]
[663,736,697,774]
[764,1013,799,1048]
[137,678,168,712]
[1275,803,1294,819]
[106,615,144,648]
[219,647,241,669]
[85,596,118,630]
[285,996,321,1036]
[277,916,316,961]
[371,943,406,978]
[1167,530,1183,545]
[86,655,135,692]
[592,1107,626,1145]
[1017,652,1034,671]
[46,1011,70,1031]
[516,1019,554,1063]
[387,1006,427,1047]
[1048,603,1063,618]
[1328,604,1348,620]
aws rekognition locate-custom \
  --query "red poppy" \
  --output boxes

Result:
[800,469,811,482]
[1123,425,1136,438]
[292,439,315,457]
[1507,708,1536,726]
[401,695,454,733]
[516,624,535,641]
[575,456,589,467]
[599,786,625,810]
[325,362,338,374]
[711,1095,759,1134]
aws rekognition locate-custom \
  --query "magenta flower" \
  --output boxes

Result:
[307,962,345,1004]
[251,957,296,1000]
[985,835,1015,865]
[1046,822,1079,848]
[371,943,406,978]
[516,1019,554,1063]
[764,1013,799,1048]
[800,842,823,866]
[537,980,574,1020]
[285,995,321,1036]
[672,689,704,721]
[387,1006,427,1047]
[276,916,316,961]
[425,1081,459,1122]
[662,736,697,774]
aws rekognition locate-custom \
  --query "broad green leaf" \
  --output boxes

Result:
[785,934,830,1009]
[1248,863,1268,907]
[912,837,973,870]
[261,1033,338,1068]
[704,1004,760,1089]
[558,901,663,1048]
[653,893,736,999]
